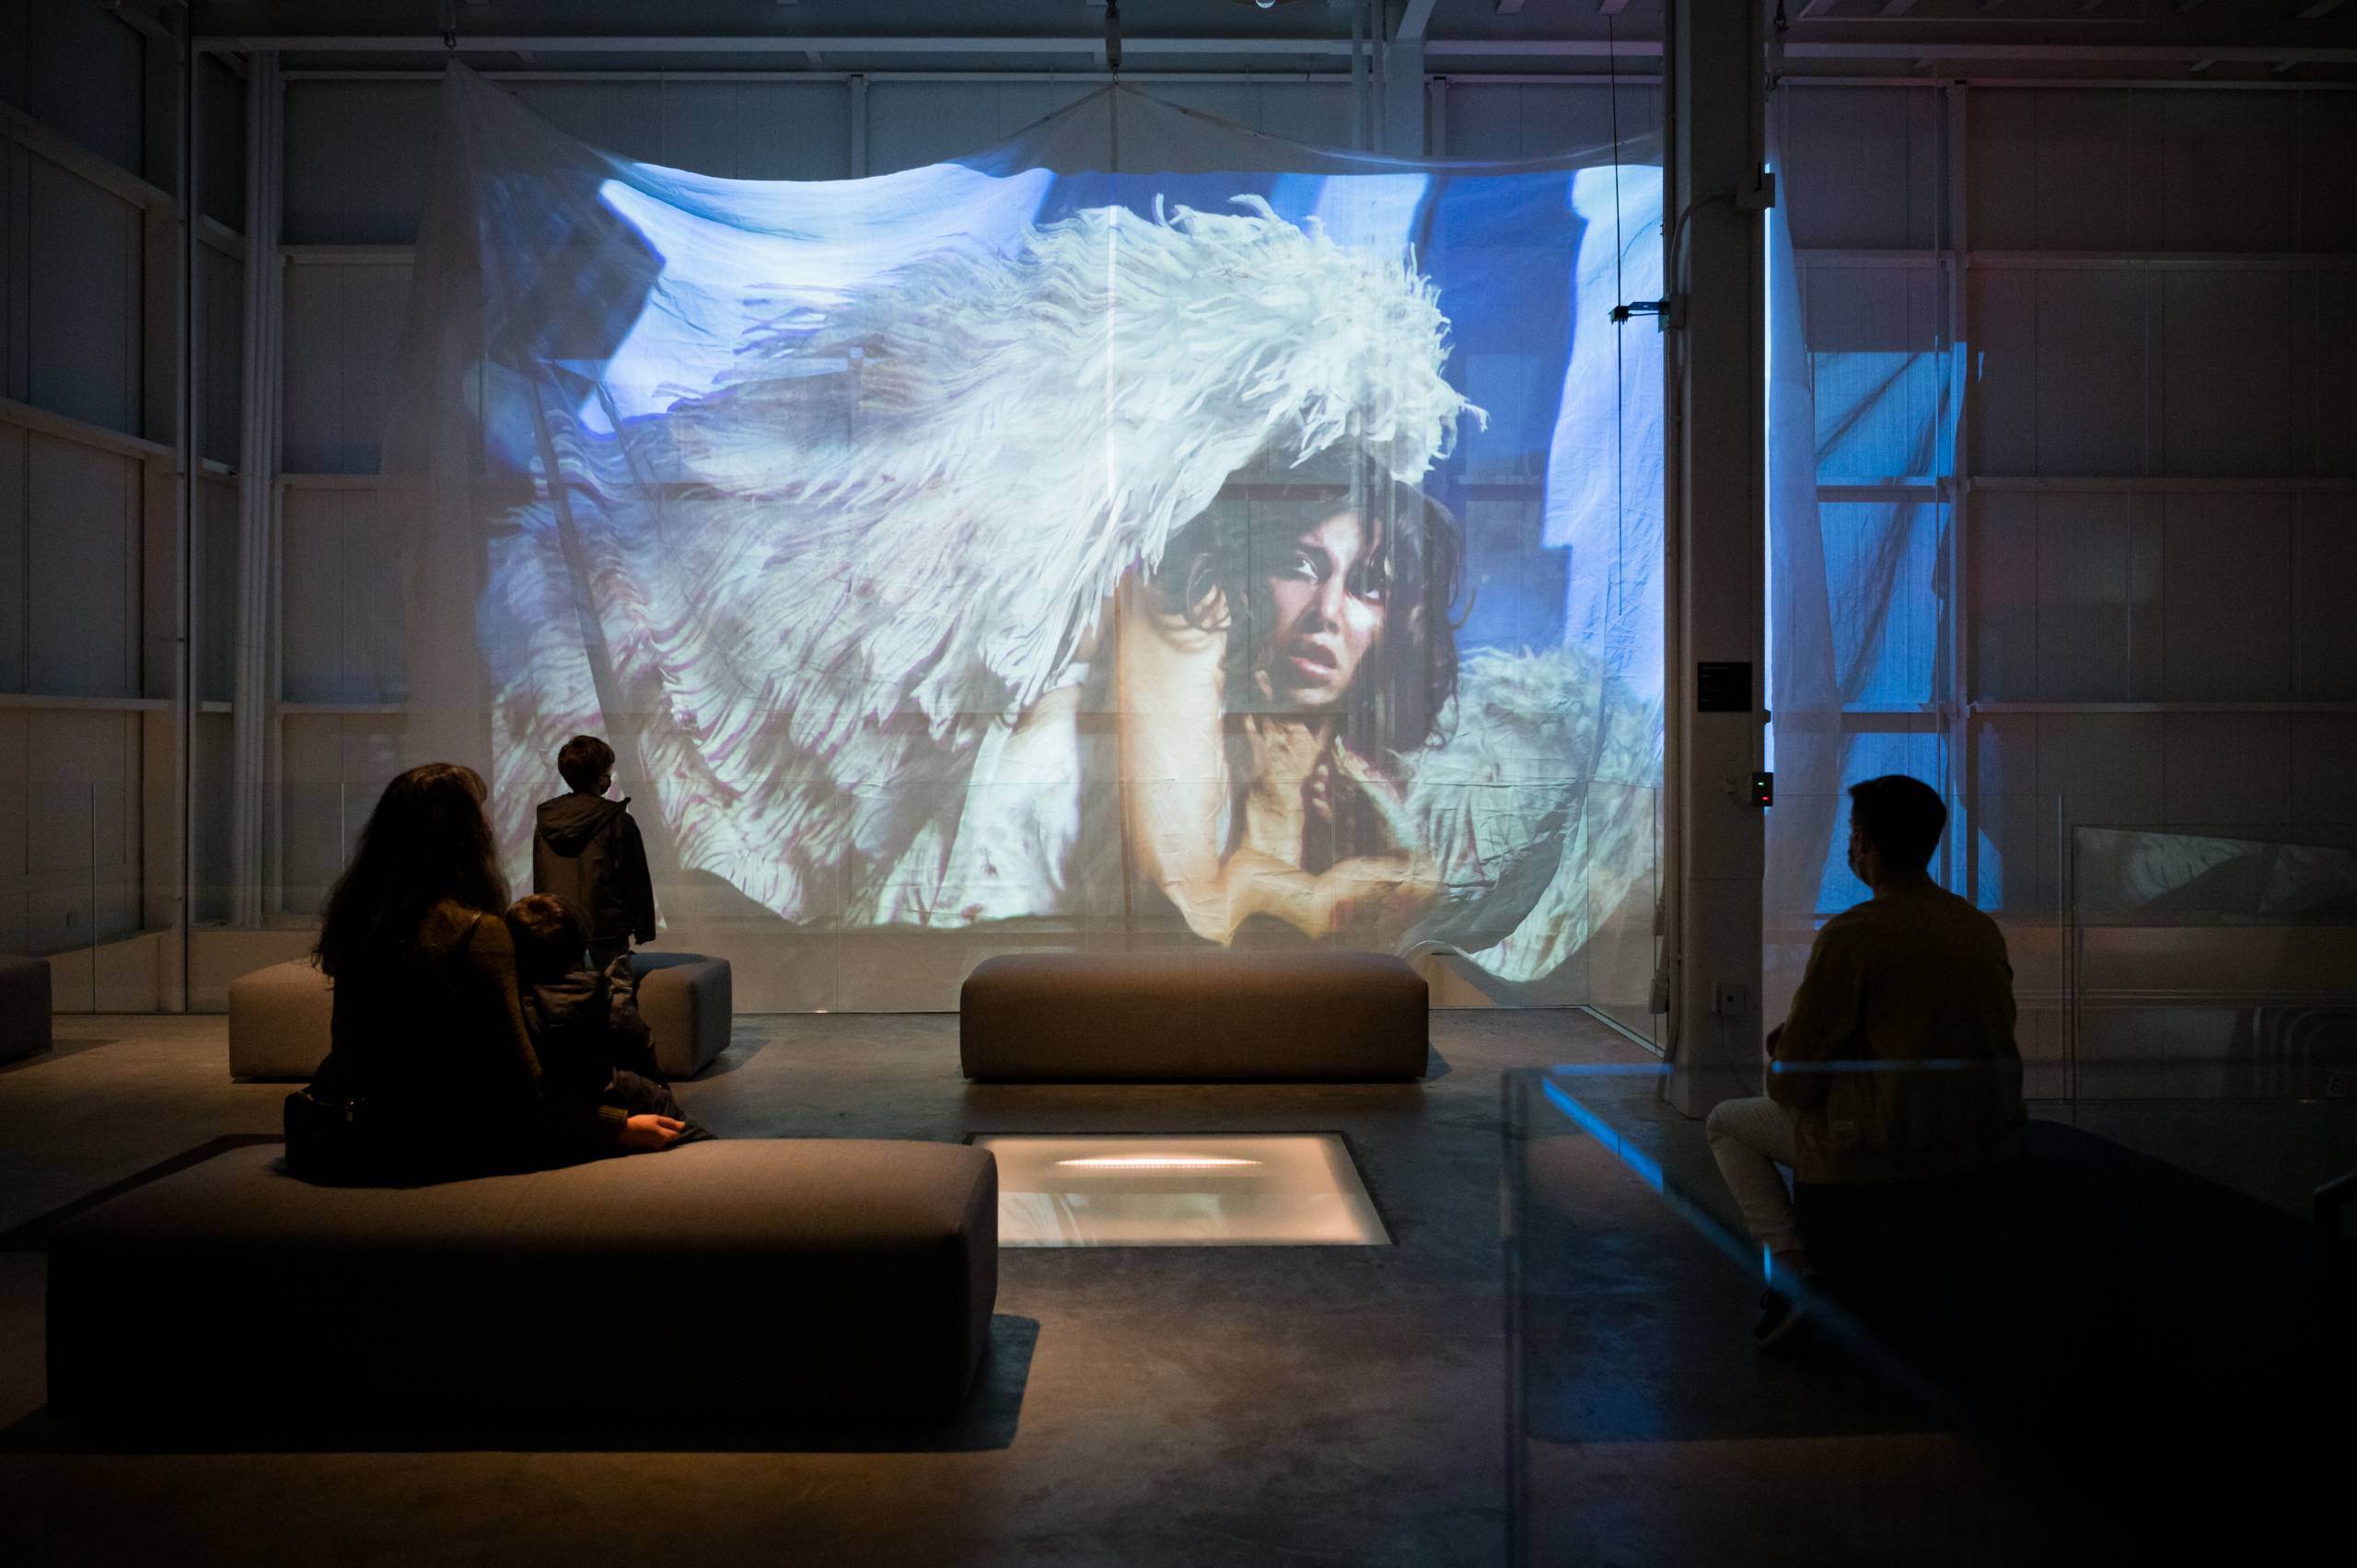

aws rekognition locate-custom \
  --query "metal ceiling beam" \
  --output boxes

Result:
[192,34,2357,68]
[1397,0,1439,41]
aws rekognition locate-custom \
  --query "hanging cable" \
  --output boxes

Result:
[1105,0,1122,75]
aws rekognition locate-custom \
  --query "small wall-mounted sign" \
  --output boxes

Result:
[1696,661,1752,713]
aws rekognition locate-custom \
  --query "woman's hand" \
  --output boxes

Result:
[1241,714,1332,861]
[618,1114,687,1153]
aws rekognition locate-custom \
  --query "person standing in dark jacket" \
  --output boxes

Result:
[533,735,658,969]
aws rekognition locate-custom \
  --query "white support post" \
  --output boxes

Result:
[1945,83,1975,905]
[1664,0,1771,1117]
[1383,39,1426,158]
[850,73,868,178]
[1350,1,1367,152]
[228,52,284,927]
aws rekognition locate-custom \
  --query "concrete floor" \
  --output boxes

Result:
[0,1009,2117,1567]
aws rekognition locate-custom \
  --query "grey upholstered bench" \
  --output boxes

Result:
[960,949,1429,1082]
[1,953,52,1063]
[226,951,733,1080]
[47,1139,998,1427]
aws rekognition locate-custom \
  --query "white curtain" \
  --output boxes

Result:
[377,67,1696,1009]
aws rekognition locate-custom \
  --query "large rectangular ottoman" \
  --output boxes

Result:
[1,954,52,1063]
[960,949,1429,1082]
[226,958,333,1080]
[48,1138,998,1427]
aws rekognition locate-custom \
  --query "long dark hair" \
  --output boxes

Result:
[316,762,508,978]
[1154,444,1465,754]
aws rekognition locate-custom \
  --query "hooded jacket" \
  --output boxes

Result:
[533,793,658,947]
[522,953,659,1100]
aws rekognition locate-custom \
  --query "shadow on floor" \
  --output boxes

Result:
[0,1135,284,1252]
[1,1315,1040,1458]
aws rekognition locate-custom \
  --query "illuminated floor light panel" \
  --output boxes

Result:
[974,1133,1390,1248]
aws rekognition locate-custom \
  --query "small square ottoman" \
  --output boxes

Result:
[1,954,52,1063]
[631,951,734,1079]
[226,958,335,1080]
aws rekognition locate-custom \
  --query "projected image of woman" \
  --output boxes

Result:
[1117,449,1464,945]
[484,193,1654,975]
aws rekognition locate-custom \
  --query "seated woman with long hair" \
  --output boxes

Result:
[296,762,698,1181]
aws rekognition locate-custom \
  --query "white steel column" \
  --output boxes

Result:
[1664,0,1772,1116]
[227,51,284,926]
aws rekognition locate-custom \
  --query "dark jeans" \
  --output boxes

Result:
[605,1067,716,1144]
[590,936,633,971]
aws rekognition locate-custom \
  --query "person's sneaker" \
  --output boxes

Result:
[1753,1285,1807,1351]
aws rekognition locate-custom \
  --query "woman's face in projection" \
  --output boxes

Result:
[1259,509,1389,709]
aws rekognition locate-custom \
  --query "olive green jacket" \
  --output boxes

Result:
[1768,875,2026,1185]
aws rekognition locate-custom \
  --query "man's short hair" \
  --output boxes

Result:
[505,892,588,982]
[1847,774,1947,876]
[557,735,616,793]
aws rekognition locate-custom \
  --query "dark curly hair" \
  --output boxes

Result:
[315,762,508,978]
[1151,443,1465,756]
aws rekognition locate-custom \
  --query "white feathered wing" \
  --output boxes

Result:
[482,198,1476,923]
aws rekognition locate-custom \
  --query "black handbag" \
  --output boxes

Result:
[283,1088,378,1185]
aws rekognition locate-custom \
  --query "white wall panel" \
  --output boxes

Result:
[25,156,139,434]
[283,81,439,245]
[280,713,412,919]
[9,1,144,180]
[198,241,242,468]
[26,432,135,698]
[1969,89,2346,256]
[2030,271,2152,477]
[1441,84,1658,162]
[193,474,236,704]
[1135,81,1357,151]
[14,708,137,951]
[2299,273,2357,474]
[281,487,404,703]
[1965,270,2035,476]
[2163,714,2292,829]
[508,81,668,165]
[2158,93,2295,253]
[2041,714,2166,829]
[1,142,22,405]
[2032,492,2133,703]
[2160,271,2290,478]
[0,707,20,881]
[0,423,22,691]
[190,710,232,924]
[639,80,852,180]
[282,261,411,472]
[2161,494,2292,702]
[198,53,247,231]
[1782,88,1938,251]
[1968,491,2036,702]
[866,80,1097,175]
[2293,494,2357,700]
[2297,93,2357,251]
[2290,714,2357,835]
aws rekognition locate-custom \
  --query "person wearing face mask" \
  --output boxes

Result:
[1705,774,2026,1349]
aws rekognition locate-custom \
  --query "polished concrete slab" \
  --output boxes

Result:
[0,1006,2182,1567]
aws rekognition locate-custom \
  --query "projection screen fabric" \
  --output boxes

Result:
[376,70,1828,1011]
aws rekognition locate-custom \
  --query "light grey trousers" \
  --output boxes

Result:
[1704,1095,1806,1272]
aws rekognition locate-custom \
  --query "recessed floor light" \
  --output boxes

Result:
[976,1132,1390,1248]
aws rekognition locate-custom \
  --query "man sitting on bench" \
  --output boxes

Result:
[1706,774,2026,1348]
